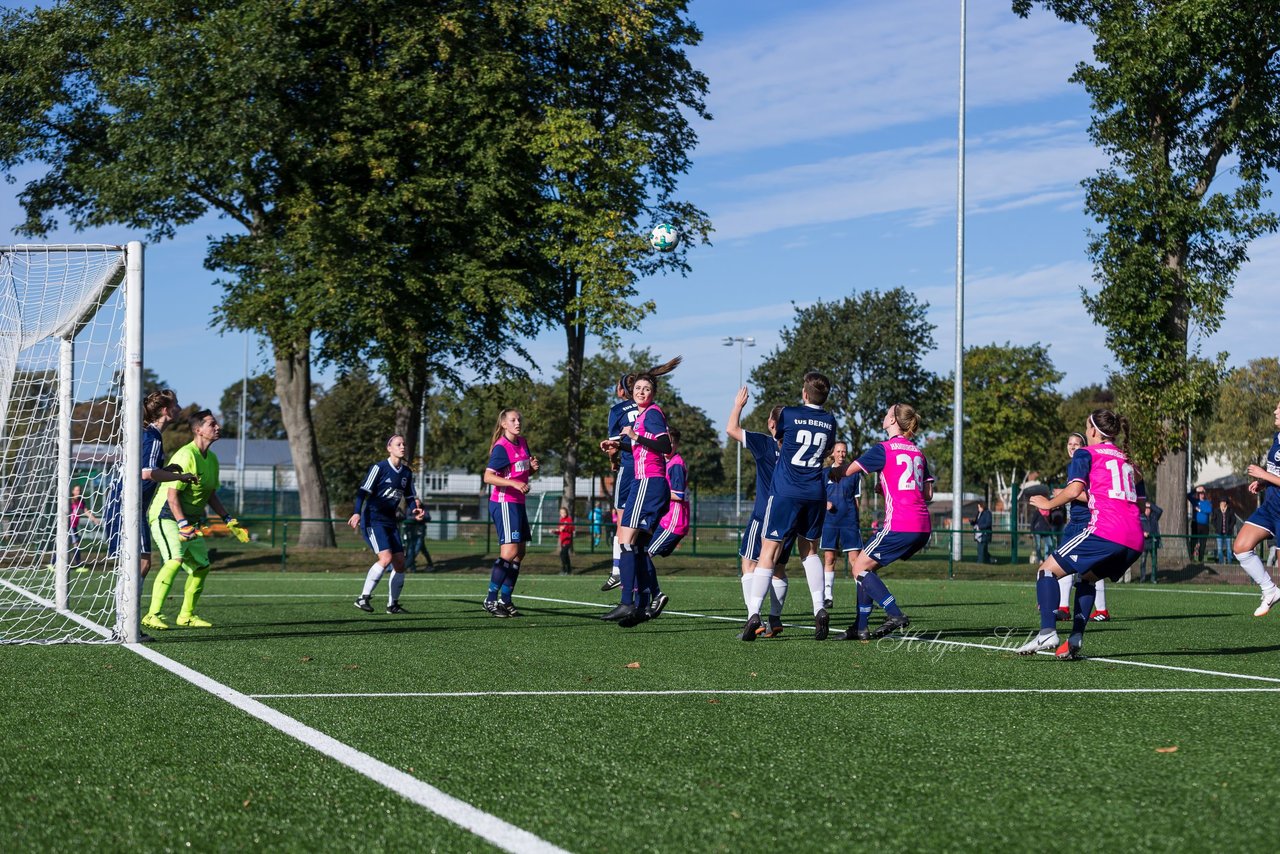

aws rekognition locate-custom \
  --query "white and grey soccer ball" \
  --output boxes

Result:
[649,222,680,253]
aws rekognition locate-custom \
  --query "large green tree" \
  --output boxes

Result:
[312,366,396,510]
[523,1,712,515]
[1204,357,1280,475]
[0,2,535,546]
[218,374,286,440]
[930,343,1065,497]
[1014,0,1280,536]
[749,288,944,455]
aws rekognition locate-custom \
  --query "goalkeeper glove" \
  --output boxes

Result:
[225,516,250,543]
[176,518,201,541]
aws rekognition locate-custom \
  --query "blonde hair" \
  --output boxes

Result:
[893,403,921,439]
[490,409,520,447]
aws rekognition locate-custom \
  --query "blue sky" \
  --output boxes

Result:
[4,0,1278,433]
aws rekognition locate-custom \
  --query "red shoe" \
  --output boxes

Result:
[1055,639,1082,660]
[1054,607,1071,621]
[1089,609,1110,622]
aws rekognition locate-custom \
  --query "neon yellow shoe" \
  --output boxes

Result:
[176,614,212,628]
[141,613,169,631]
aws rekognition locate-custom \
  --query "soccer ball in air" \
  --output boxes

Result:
[649,222,680,253]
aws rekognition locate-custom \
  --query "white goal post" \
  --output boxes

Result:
[0,242,142,644]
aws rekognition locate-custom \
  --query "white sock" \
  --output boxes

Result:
[1094,578,1107,611]
[824,569,835,602]
[741,575,754,609]
[361,562,386,598]
[1237,551,1277,592]
[802,554,825,613]
[747,566,773,616]
[388,569,405,605]
[769,577,788,617]
[611,537,621,577]
[1057,574,1073,609]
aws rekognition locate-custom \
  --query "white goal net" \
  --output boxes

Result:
[0,244,142,644]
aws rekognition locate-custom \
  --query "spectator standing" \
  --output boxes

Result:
[971,501,994,564]
[557,505,575,575]
[1212,499,1238,564]
[1187,485,1212,562]
[1138,500,1163,582]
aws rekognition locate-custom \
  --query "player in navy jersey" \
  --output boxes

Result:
[727,389,795,638]
[483,409,540,617]
[1053,432,1092,621]
[1232,398,1280,617]
[599,356,681,592]
[104,389,196,579]
[351,435,425,615]
[600,371,673,627]
[821,440,862,609]
[739,371,836,642]
[831,404,934,641]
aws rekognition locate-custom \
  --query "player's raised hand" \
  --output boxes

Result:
[734,386,749,409]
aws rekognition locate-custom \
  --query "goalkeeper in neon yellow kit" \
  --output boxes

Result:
[142,409,249,630]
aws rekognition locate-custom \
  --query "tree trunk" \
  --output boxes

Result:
[274,341,336,547]
[562,317,585,517]
[392,361,427,465]
[1155,448,1188,542]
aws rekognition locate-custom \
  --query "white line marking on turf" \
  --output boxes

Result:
[251,687,1280,699]
[0,581,567,854]
[506,593,1280,685]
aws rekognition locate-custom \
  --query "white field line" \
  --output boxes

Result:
[252,687,1280,699]
[0,579,567,854]
[199,587,1280,686]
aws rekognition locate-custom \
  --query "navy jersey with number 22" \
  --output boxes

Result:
[771,404,837,501]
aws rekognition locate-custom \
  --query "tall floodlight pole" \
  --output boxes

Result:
[723,335,756,518]
[951,0,967,561]
[237,333,248,515]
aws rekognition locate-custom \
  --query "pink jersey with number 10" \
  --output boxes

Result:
[631,403,669,480]
[1070,443,1143,550]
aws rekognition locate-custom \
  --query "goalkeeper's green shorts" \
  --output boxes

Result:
[151,518,210,570]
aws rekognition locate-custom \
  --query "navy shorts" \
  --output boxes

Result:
[1061,521,1088,542]
[1244,504,1280,538]
[489,500,531,545]
[106,514,150,556]
[364,521,404,554]
[614,466,635,517]
[622,476,669,534]
[761,495,825,543]
[820,518,863,553]
[1052,531,1143,582]
[647,526,685,557]
[862,528,930,567]
[739,516,796,564]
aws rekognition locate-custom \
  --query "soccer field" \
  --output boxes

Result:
[4,572,1280,852]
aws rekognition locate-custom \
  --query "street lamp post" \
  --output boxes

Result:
[723,335,756,518]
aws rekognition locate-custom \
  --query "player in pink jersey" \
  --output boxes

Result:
[830,404,933,641]
[642,427,690,619]
[482,409,539,617]
[1018,409,1143,660]
[600,373,672,628]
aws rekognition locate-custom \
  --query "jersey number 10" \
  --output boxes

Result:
[1103,459,1137,501]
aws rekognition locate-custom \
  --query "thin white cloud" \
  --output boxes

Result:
[693,0,1092,156]
[710,126,1105,239]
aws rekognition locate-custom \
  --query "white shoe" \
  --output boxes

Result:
[1016,631,1060,655]
[1254,587,1280,618]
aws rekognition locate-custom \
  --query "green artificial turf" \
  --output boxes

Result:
[4,572,1280,852]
